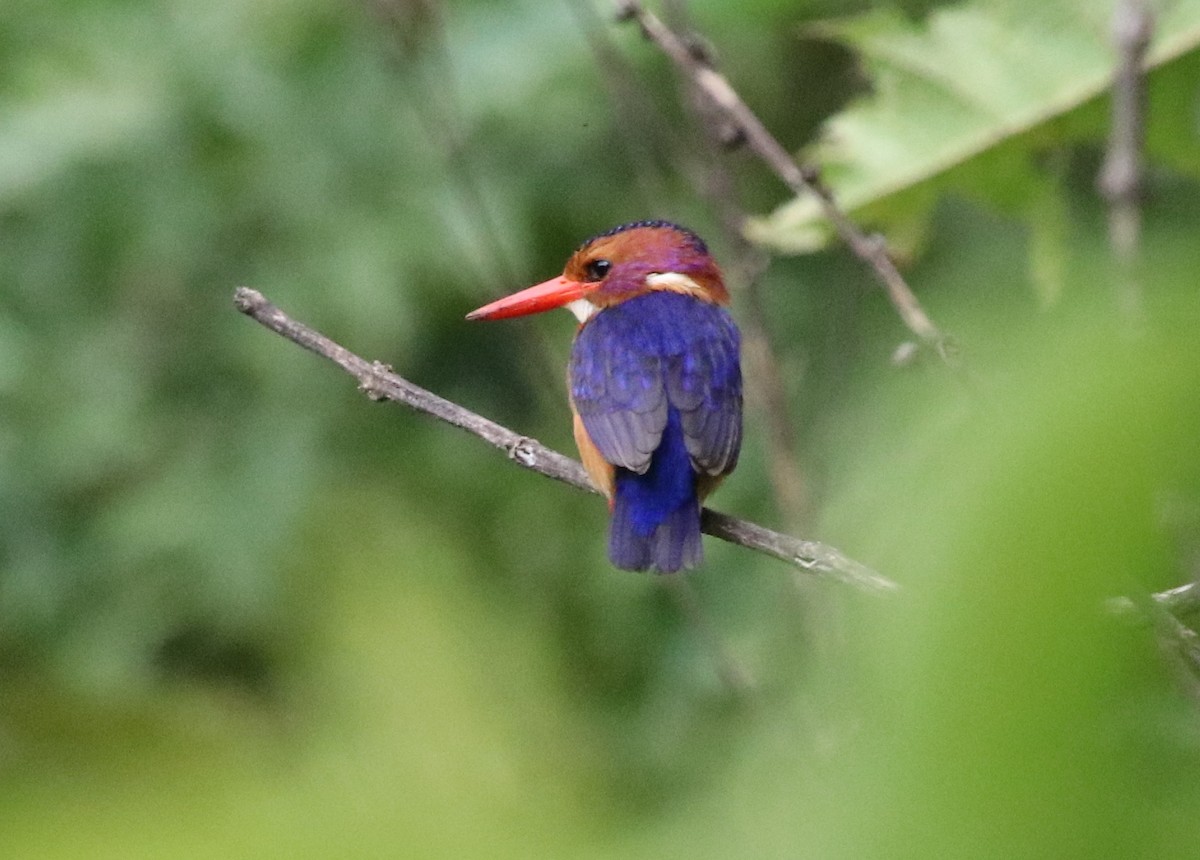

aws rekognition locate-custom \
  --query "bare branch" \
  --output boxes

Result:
[1098,0,1153,260]
[1098,0,1154,323]
[233,287,896,593]
[614,0,954,361]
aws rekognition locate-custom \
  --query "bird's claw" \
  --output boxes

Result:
[507,437,538,467]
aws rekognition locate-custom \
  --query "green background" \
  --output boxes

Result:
[3,0,1200,856]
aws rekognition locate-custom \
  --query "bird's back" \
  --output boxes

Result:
[569,291,742,572]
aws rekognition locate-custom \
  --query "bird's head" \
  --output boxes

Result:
[466,220,728,323]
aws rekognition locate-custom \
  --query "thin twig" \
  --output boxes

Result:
[233,287,896,593]
[1109,580,1200,619]
[614,0,953,361]
[1098,0,1153,323]
[1098,0,1153,260]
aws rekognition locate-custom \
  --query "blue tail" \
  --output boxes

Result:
[608,409,702,573]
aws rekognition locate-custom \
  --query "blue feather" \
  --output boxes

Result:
[608,408,701,572]
[570,291,742,573]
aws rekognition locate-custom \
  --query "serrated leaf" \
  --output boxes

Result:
[747,0,1200,253]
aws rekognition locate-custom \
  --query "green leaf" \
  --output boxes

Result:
[747,0,1200,253]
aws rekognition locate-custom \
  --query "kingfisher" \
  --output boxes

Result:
[467,221,742,573]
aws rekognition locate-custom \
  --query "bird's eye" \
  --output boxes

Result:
[584,259,612,281]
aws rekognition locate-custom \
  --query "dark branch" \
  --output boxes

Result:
[233,287,896,593]
[614,0,954,362]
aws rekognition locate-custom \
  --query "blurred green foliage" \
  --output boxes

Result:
[749,0,1200,255]
[3,0,1200,856]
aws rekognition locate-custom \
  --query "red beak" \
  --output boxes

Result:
[466,276,593,321]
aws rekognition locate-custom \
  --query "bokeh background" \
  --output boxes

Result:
[4,0,1200,856]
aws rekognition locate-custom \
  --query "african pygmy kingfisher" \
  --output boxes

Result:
[467,221,742,573]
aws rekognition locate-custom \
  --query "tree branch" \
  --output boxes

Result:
[614,0,955,362]
[1098,0,1153,260]
[233,287,896,594]
[1098,0,1153,324]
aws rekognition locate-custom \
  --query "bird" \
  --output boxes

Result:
[466,220,742,573]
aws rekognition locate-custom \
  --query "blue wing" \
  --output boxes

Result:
[569,291,742,478]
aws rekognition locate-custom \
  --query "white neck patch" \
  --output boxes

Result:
[564,298,598,323]
[645,272,703,293]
